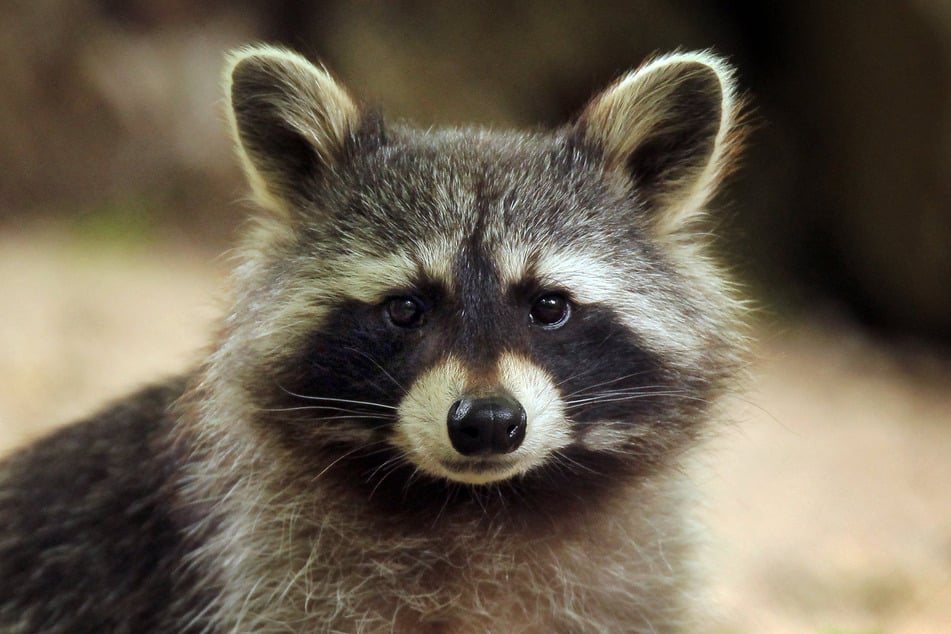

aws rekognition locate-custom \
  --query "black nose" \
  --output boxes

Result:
[447,395,527,456]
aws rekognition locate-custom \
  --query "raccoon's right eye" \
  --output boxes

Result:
[385,296,426,329]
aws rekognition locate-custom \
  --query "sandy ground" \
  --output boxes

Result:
[1,228,949,632]
[707,327,951,633]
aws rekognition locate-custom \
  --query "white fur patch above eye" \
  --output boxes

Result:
[495,243,620,301]
[531,250,626,306]
[235,240,462,369]
[308,244,458,305]
[332,252,425,303]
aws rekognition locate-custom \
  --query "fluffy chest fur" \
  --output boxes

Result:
[189,440,697,633]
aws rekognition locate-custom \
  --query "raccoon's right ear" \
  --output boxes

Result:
[224,45,364,215]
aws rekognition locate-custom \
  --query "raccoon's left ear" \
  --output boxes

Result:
[576,51,743,235]
[224,45,365,216]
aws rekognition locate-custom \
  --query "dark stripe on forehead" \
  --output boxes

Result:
[449,235,516,372]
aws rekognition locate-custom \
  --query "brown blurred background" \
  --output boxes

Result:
[2,0,950,342]
[1,2,950,633]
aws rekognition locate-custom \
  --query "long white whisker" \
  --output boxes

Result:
[552,450,603,476]
[565,390,683,404]
[276,384,399,410]
[560,370,656,395]
[260,404,390,415]
[311,443,375,481]
[343,346,406,393]
[566,392,709,407]
[293,414,391,422]
[566,385,683,399]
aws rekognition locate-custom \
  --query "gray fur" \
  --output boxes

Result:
[0,45,747,633]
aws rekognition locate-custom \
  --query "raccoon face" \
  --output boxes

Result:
[222,47,743,488]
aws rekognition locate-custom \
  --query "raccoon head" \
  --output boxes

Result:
[218,45,744,492]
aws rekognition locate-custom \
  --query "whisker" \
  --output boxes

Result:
[366,453,410,499]
[294,414,391,422]
[551,450,603,477]
[307,440,394,485]
[275,384,399,411]
[431,484,456,527]
[566,385,682,399]
[311,443,374,481]
[343,346,406,393]
[565,390,702,407]
[560,370,656,396]
[259,404,390,415]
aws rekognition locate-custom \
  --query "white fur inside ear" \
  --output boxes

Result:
[581,50,741,236]
[223,44,360,215]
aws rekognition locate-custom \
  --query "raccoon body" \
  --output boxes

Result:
[0,46,746,633]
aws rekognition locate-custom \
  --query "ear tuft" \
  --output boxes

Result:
[224,45,361,215]
[578,51,744,235]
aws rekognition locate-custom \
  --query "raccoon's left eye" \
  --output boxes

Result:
[386,296,425,329]
[529,293,571,329]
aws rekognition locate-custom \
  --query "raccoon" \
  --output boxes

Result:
[0,45,746,633]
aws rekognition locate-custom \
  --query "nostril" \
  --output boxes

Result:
[447,395,526,457]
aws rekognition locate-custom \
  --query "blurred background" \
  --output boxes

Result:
[0,1,949,632]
